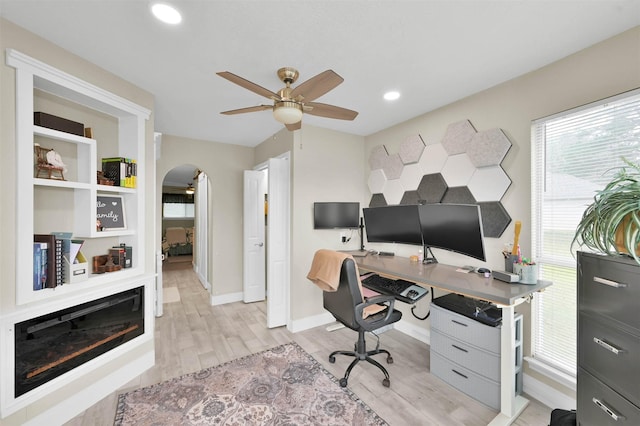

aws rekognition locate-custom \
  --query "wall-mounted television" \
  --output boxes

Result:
[418,203,486,261]
[362,205,423,245]
[313,202,360,229]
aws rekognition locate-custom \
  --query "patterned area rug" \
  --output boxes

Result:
[114,342,387,425]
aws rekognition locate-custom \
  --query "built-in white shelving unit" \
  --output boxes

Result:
[1,49,154,421]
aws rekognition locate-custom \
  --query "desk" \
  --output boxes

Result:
[355,255,552,426]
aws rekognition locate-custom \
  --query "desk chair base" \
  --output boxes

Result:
[329,329,393,388]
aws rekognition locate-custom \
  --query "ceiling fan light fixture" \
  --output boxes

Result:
[185,184,195,195]
[273,101,303,124]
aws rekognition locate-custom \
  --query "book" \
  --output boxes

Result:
[34,234,58,288]
[102,157,137,188]
[33,242,47,291]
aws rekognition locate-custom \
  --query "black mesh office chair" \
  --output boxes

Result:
[323,257,402,387]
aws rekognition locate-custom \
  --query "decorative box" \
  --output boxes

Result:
[34,112,84,136]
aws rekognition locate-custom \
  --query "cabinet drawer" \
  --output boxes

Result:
[579,313,640,407]
[431,351,500,410]
[430,329,500,381]
[430,303,500,354]
[578,252,640,331]
[577,368,640,426]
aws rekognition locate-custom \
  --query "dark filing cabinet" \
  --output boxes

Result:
[577,251,640,425]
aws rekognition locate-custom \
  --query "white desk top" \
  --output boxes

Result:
[355,255,552,306]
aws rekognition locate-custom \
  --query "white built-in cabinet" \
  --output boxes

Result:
[1,49,154,421]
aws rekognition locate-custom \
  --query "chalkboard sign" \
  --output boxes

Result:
[96,195,126,230]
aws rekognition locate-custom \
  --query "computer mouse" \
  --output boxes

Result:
[477,267,491,274]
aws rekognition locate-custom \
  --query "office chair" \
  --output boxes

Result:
[316,252,402,388]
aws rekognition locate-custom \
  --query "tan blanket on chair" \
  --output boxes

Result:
[307,249,386,318]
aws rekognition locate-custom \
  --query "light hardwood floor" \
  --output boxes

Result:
[66,262,552,425]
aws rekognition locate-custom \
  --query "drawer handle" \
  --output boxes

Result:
[593,337,625,355]
[451,369,468,379]
[451,344,468,353]
[451,319,468,327]
[592,397,625,421]
[593,276,627,288]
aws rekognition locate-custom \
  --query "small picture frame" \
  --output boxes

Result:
[96,195,126,230]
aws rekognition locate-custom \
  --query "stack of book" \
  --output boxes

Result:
[101,157,137,188]
[33,234,65,290]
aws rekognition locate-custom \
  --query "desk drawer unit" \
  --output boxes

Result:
[430,302,523,410]
[577,252,640,426]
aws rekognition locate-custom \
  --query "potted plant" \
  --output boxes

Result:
[572,158,640,265]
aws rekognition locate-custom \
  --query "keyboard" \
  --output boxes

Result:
[361,274,428,303]
[432,293,502,327]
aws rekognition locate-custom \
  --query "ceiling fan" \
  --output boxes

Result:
[217,67,358,131]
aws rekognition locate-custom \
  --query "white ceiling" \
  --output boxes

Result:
[1,1,639,148]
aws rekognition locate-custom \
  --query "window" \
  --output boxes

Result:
[162,193,194,219]
[531,90,640,377]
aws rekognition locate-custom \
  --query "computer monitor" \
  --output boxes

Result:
[418,203,486,262]
[313,202,360,229]
[362,205,423,245]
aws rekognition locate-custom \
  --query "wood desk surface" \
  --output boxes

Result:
[355,255,552,306]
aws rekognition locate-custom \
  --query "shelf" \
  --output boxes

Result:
[34,125,95,145]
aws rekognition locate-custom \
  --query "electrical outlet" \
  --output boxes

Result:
[340,232,346,243]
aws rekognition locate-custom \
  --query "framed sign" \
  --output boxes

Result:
[96,195,126,230]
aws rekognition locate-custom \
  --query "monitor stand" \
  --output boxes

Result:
[423,245,438,264]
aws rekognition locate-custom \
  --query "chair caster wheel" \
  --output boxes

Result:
[339,378,348,387]
[387,356,393,364]
[382,378,390,387]
[329,356,335,363]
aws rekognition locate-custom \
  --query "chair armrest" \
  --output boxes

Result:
[355,295,396,331]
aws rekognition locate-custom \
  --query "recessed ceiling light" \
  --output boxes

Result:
[383,91,400,101]
[151,3,182,25]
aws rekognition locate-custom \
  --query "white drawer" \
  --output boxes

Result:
[430,303,500,354]
[430,329,500,381]
[431,351,500,410]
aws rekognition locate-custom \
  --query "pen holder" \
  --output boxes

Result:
[513,263,538,284]
[505,254,518,272]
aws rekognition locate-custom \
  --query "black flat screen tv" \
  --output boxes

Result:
[418,203,486,261]
[362,205,423,245]
[313,202,360,229]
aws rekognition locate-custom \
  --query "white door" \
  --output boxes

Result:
[243,170,266,302]
[266,156,290,328]
[195,172,208,289]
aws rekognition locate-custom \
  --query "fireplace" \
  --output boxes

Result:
[15,287,144,397]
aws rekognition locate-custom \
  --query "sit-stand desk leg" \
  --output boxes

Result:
[488,304,529,426]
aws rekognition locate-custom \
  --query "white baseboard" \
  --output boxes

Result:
[210,291,243,306]
[289,311,335,333]
[394,318,431,345]
[522,372,576,411]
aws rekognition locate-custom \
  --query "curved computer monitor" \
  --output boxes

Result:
[313,202,360,229]
[418,203,486,261]
[362,205,423,245]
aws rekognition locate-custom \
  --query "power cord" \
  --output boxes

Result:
[411,287,435,320]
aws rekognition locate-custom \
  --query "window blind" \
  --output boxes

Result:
[531,89,640,376]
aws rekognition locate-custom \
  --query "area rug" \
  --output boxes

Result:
[114,342,387,425]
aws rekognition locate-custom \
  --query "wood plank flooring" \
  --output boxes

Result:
[65,262,552,425]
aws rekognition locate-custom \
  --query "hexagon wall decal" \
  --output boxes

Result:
[382,179,405,205]
[417,173,448,203]
[478,201,512,238]
[399,134,425,164]
[368,169,387,194]
[441,119,476,155]
[369,145,388,170]
[369,193,387,207]
[418,143,448,175]
[441,154,476,187]
[467,128,512,167]
[468,166,512,202]
[400,190,421,205]
[441,186,476,204]
[399,163,423,191]
[382,153,404,180]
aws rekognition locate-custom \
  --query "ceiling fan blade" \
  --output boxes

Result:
[289,70,343,102]
[220,105,273,115]
[285,121,302,131]
[217,71,279,100]
[305,102,358,121]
